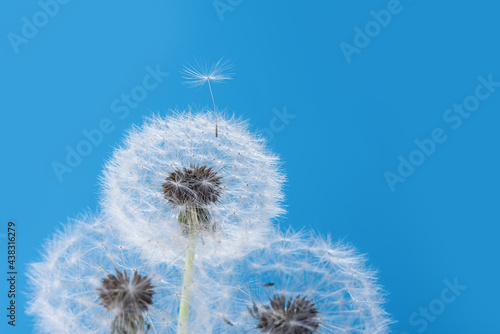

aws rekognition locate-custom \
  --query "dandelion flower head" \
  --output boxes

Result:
[101,111,285,265]
[207,230,392,334]
[26,214,211,333]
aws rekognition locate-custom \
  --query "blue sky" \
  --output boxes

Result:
[1,0,499,332]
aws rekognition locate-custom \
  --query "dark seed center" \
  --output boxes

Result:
[97,270,155,316]
[162,165,222,207]
[249,294,320,334]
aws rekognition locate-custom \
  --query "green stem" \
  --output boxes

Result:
[177,226,197,334]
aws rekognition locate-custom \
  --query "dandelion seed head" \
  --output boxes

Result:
[206,230,392,334]
[27,213,212,333]
[101,111,285,265]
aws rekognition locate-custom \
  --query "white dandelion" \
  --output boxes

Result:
[26,214,212,334]
[100,111,285,332]
[206,230,392,334]
[100,111,284,266]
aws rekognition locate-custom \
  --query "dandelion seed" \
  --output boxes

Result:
[182,57,233,88]
[182,58,233,137]
[207,230,392,333]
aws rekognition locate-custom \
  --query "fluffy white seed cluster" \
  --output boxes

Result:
[204,230,391,334]
[26,214,212,334]
[101,111,285,266]
[28,103,391,332]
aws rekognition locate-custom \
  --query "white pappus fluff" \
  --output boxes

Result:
[182,57,233,88]
[26,213,213,334]
[100,111,285,266]
[205,230,392,334]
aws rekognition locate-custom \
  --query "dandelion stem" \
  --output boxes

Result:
[177,218,197,334]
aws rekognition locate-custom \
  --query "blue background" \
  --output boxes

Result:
[1,0,499,333]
